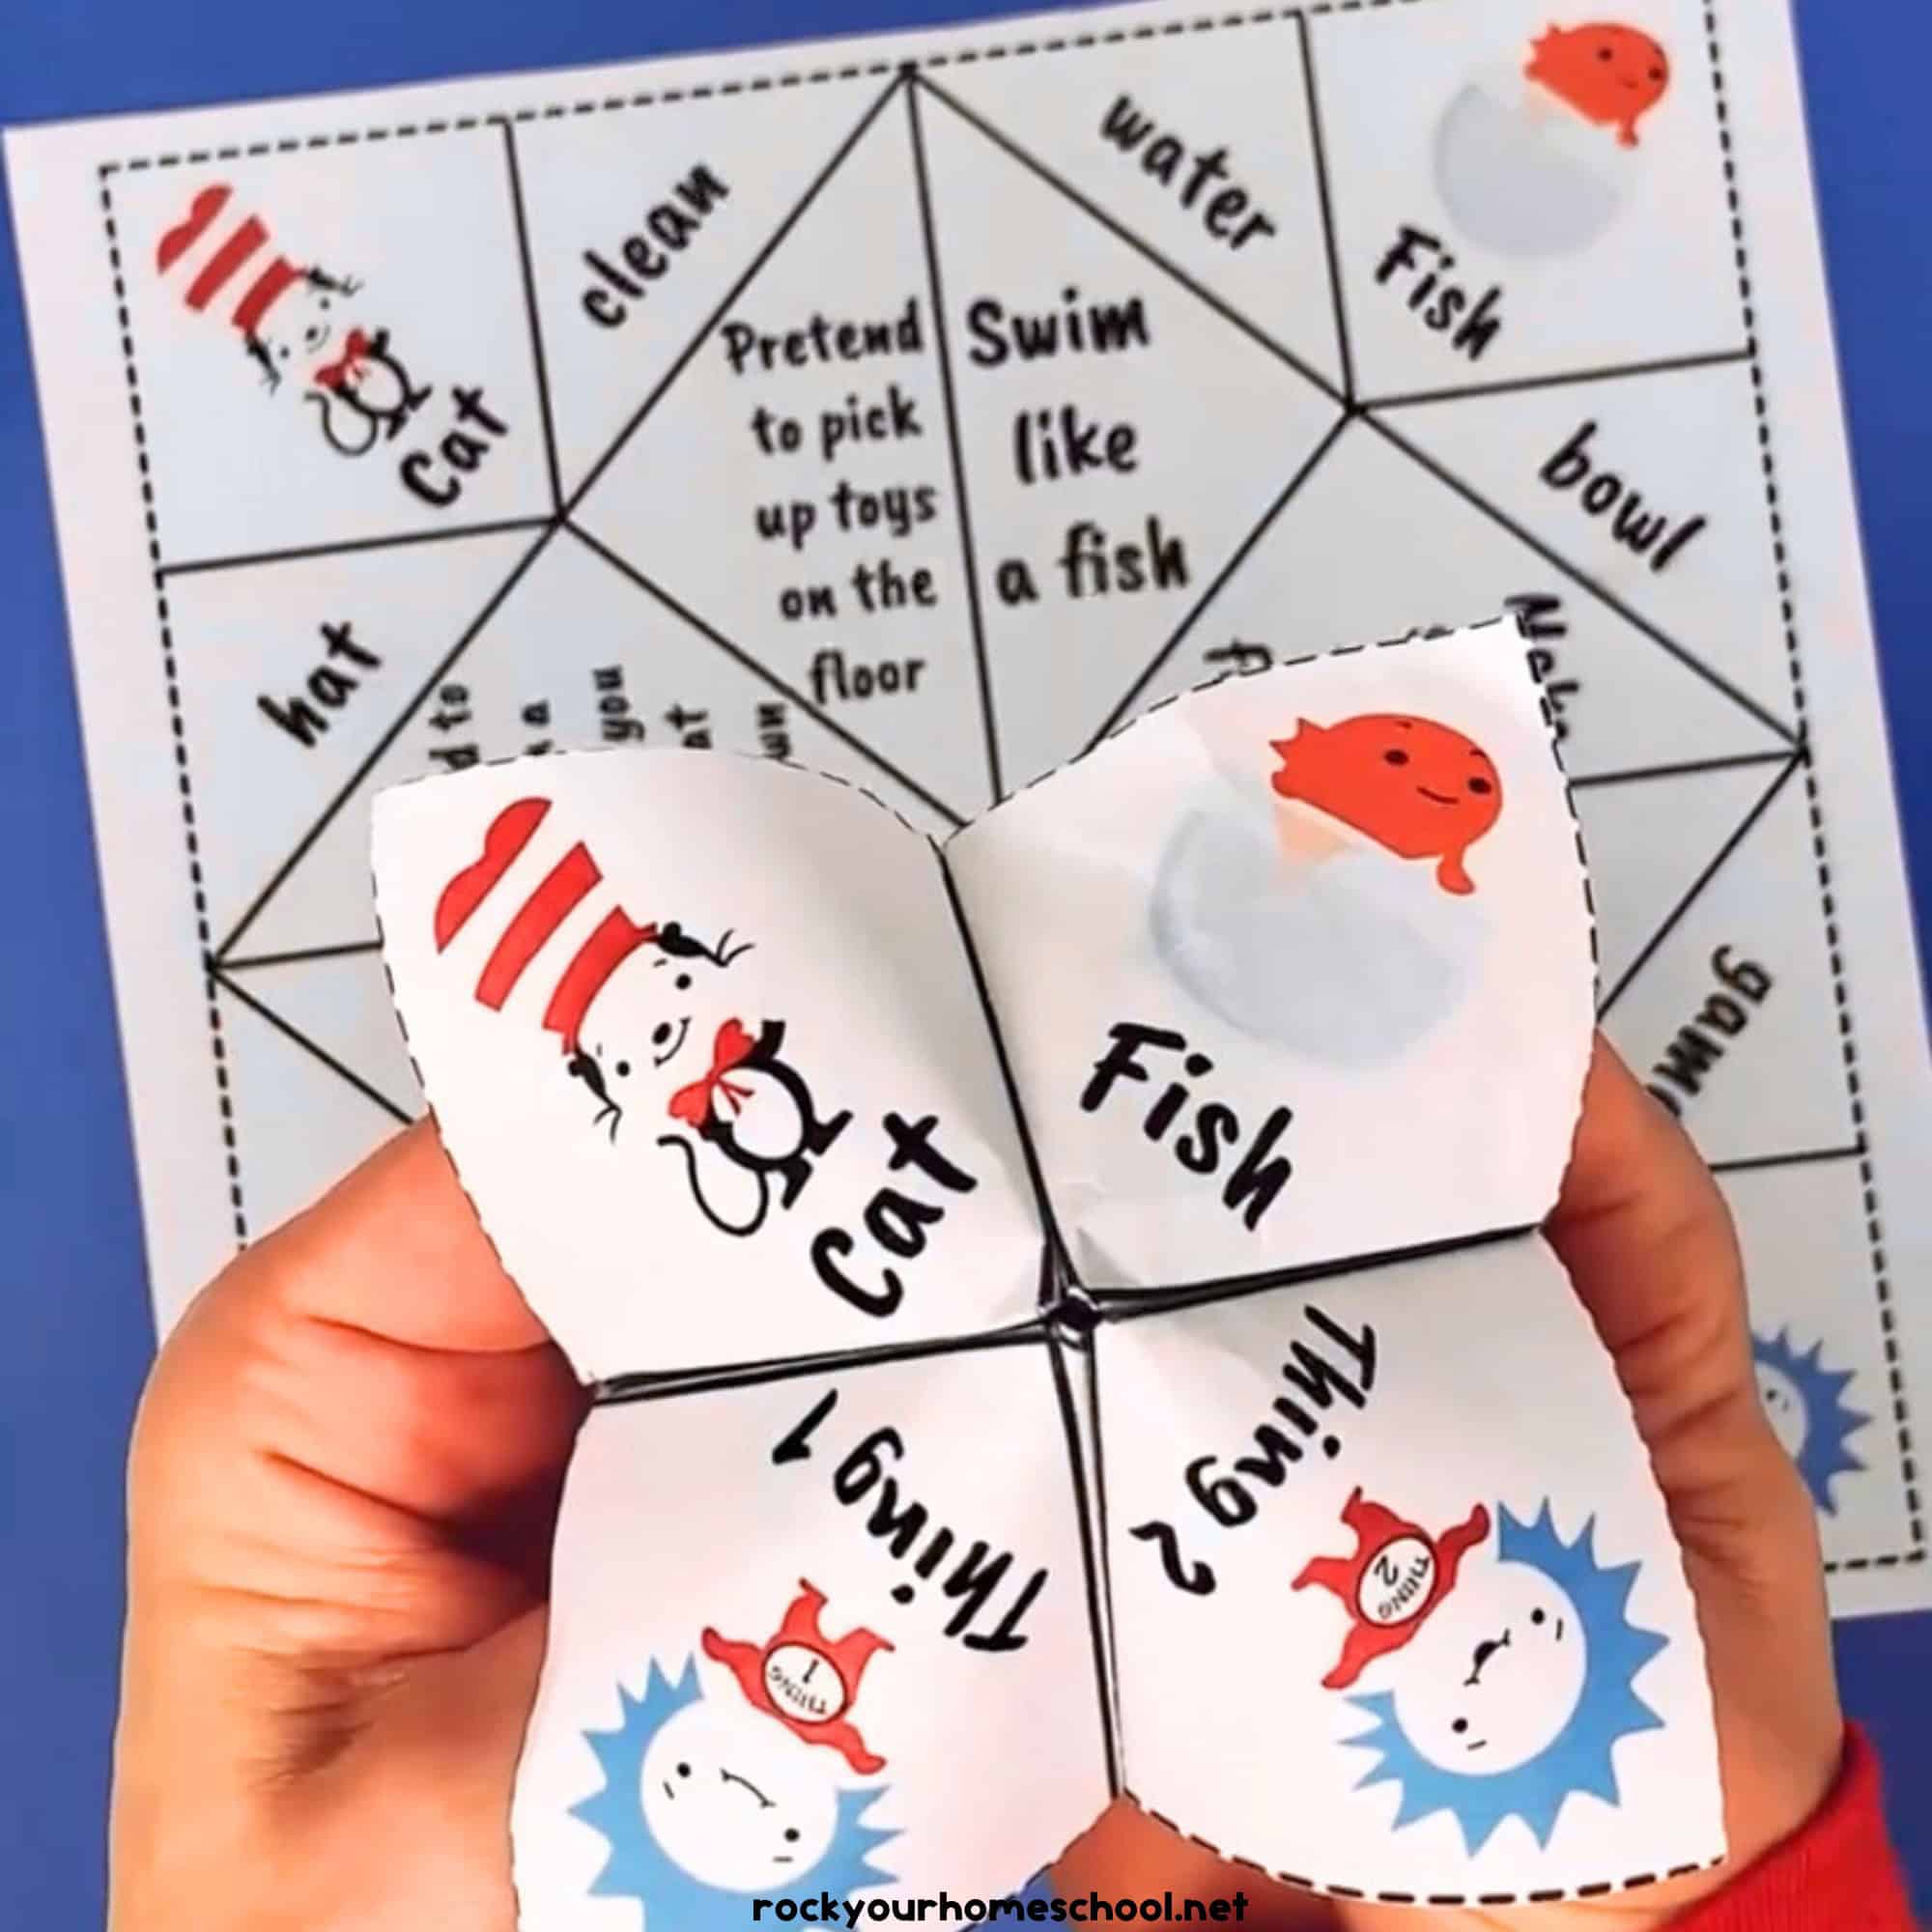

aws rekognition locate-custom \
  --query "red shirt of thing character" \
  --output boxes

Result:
[1269,714,1503,896]
[702,1580,894,1774]
[1527,22,1671,148]
[1293,1488,1492,1690]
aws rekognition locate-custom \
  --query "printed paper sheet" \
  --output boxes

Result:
[7,0,1927,1617]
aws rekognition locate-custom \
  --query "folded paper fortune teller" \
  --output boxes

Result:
[372,616,1726,1919]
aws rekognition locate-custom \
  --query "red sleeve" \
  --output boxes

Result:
[1671,1726,1916,1931]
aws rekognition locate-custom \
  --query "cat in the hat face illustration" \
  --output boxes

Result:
[435,797,852,1239]
[155,183,430,458]
[300,326,433,458]
[1295,1489,1668,1853]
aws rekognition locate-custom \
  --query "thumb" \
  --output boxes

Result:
[1548,1037,1773,1512]
[1546,1036,1842,1861]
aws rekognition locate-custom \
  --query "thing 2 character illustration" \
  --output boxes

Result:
[1752,1328,1870,1517]
[155,183,431,456]
[1526,23,1671,150]
[432,796,851,1236]
[1293,1488,1667,1853]
[573,1585,897,1922]
[1269,714,1503,895]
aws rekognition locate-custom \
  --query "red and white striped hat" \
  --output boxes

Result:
[156,184,304,339]
[434,797,669,1054]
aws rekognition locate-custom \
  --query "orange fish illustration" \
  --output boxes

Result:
[1269,715,1502,896]
[1526,22,1670,148]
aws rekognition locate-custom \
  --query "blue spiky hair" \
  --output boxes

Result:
[1344,1502,1666,1854]
[570,1656,898,1925]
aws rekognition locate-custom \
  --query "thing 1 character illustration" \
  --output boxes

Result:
[702,1579,895,1774]
[1752,1328,1870,1517]
[1526,23,1670,148]
[433,795,851,1236]
[572,1647,897,1922]
[155,183,430,455]
[1294,1491,1667,1853]
[1269,715,1503,895]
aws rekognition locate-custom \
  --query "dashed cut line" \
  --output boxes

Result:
[99,165,248,1247]
[1699,0,1921,1562]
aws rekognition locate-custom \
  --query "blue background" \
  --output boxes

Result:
[0,1,1924,1920]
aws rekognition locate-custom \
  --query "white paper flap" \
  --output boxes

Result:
[373,751,1042,1381]
[510,1343,1111,1913]
[947,621,1597,1293]
[1095,1234,1723,1896]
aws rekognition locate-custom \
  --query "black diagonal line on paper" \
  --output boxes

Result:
[1570,748,1796,791]
[905,78,1003,802]
[561,71,909,521]
[1365,345,1752,412]
[1597,753,1802,1020]
[1048,1330,1122,1795]
[221,939,384,973]
[1295,13,1355,404]
[213,965,412,1124]
[911,71,1346,408]
[158,514,555,581]
[1091,412,1350,745]
[213,524,558,962]
[1710,1143,1866,1178]
[564,521,969,828]
[497,119,564,514]
[1363,411,1801,748]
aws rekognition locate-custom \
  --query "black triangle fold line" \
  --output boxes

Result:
[1294,13,1355,404]
[911,69,1347,407]
[212,964,414,1124]
[905,78,1005,802]
[497,118,565,516]
[157,514,555,582]
[1091,411,1350,745]
[1364,345,1752,412]
[1571,748,1795,791]
[1361,412,1801,749]
[221,938,385,972]
[560,71,910,521]
[1597,753,1803,1019]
